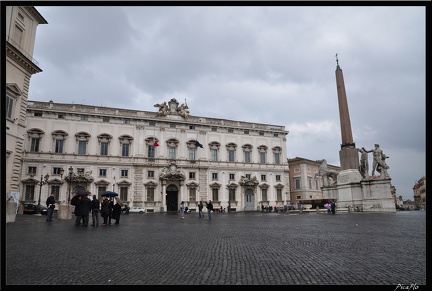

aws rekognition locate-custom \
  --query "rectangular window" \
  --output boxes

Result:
[244,151,251,163]
[228,149,235,162]
[148,145,155,158]
[211,149,218,161]
[244,130,249,135]
[228,129,234,133]
[308,178,312,189]
[189,148,196,160]
[121,170,128,177]
[229,189,235,201]
[315,179,319,189]
[80,115,88,121]
[25,185,35,201]
[276,175,281,182]
[99,169,107,177]
[55,139,63,153]
[51,185,60,201]
[274,133,279,137]
[148,171,154,178]
[277,189,282,201]
[6,95,14,119]
[58,114,65,119]
[189,188,196,202]
[34,112,42,117]
[122,144,129,157]
[229,173,235,180]
[189,172,196,179]
[78,140,86,155]
[28,166,37,175]
[211,127,217,132]
[53,167,63,175]
[189,125,195,129]
[123,119,130,124]
[246,174,251,180]
[274,153,280,165]
[261,175,266,181]
[260,152,266,164]
[295,179,301,189]
[100,142,108,156]
[170,124,176,128]
[149,121,156,126]
[102,117,110,123]
[147,188,154,201]
[120,186,128,202]
[212,188,219,201]
[262,189,267,201]
[169,147,176,160]
[212,173,218,180]
[259,131,264,136]
[30,138,39,152]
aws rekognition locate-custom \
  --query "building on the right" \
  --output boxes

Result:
[413,176,426,210]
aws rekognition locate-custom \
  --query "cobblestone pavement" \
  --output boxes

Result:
[5,210,426,286]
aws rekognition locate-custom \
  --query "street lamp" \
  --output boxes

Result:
[36,173,50,214]
[67,166,74,203]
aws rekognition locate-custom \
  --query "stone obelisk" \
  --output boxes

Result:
[335,54,359,171]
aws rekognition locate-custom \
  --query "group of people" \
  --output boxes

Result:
[183,200,214,220]
[70,193,122,226]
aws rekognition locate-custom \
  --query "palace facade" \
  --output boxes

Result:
[21,99,290,212]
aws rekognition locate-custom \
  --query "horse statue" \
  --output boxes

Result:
[316,159,338,187]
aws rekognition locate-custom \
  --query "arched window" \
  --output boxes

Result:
[119,135,134,157]
[226,142,237,162]
[209,141,221,162]
[27,128,45,152]
[257,145,268,164]
[75,132,91,155]
[242,144,253,164]
[97,133,113,156]
[52,130,68,154]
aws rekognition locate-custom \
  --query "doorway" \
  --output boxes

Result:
[166,184,179,212]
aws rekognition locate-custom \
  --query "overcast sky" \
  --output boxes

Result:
[29,5,426,201]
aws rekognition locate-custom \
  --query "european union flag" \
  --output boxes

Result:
[195,140,203,148]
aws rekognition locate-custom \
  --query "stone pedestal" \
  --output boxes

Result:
[362,178,395,212]
[57,204,73,220]
[336,169,364,208]
[6,200,17,223]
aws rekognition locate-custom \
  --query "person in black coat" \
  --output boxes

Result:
[90,195,100,226]
[108,199,114,224]
[111,199,122,224]
[331,201,336,214]
[45,193,56,221]
[79,194,92,226]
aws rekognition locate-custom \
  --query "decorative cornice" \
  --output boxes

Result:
[6,43,42,75]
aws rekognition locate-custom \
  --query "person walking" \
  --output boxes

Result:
[45,193,56,221]
[206,200,213,220]
[331,201,336,215]
[90,195,100,226]
[100,196,109,226]
[112,198,122,224]
[198,201,204,218]
[71,195,84,226]
[179,201,185,218]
